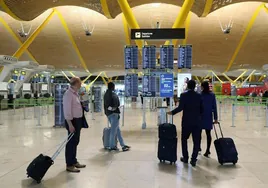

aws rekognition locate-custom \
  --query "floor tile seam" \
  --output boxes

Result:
[0,160,30,180]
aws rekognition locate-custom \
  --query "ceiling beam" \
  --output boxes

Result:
[240,70,256,87]
[100,0,113,19]
[0,17,37,62]
[122,14,131,45]
[163,0,195,46]
[54,9,89,72]
[182,13,192,45]
[117,0,144,50]
[61,71,70,81]
[0,0,22,21]
[13,9,55,59]
[234,70,248,82]
[225,4,265,72]
[82,73,92,84]
[201,0,213,17]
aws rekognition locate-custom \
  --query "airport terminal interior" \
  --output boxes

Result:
[2,0,268,187]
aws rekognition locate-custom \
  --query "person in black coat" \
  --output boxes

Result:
[200,81,218,157]
[167,80,203,167]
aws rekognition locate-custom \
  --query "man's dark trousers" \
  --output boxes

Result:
[181,126,201,162]
[65,118,82,166]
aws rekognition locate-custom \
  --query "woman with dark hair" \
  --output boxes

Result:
[200,81,218,157]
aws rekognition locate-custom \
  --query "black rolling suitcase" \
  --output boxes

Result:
[158,115,177,165]
[213,122,238,165]
[26,133,74,183]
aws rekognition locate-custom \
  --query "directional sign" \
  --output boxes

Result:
[160,74,174,98]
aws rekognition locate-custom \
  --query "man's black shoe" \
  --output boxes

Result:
[109,146,119,151]
[180,157,188,164]
[190,160,197,167]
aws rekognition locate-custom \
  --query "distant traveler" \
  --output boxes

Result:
[140,93,143,105]
[63,77,86,173]
[104,82,130,152]
[200,81,218,157]
[167,80,203,167]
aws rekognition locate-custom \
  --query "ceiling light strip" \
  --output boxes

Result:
[0,17,37,62]
[225,4,265,72]
[201,0,213,17]
[54,9,89,72]
[13,9,56,59]
[100,0,113,19]
[0,0,22,20]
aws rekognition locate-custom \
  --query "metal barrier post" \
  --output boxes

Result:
[264,103,268,128]
[231,103,235,127]
[142,98,146,129]
[35,105,41,126]
[0,101,3,125]
[13,100,15,115]
[219,100,222,121]
[246,101,250,121]
[122,105,125,127]
[223,98,227,113]
[23,104,27,119]
[257,102,261,117]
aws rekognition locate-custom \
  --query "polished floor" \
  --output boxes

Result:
[0,100,268,188]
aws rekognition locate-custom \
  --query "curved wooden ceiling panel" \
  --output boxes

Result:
[1,0,268,21]
[1,0,103,21]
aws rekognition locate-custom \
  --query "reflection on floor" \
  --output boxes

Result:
[0,102,268,188]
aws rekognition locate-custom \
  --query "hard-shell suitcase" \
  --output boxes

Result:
[158,114,177,165]
[158,138,177,164]
[26,133,74,183]
[213,122,238,165]
[103,120,117,149]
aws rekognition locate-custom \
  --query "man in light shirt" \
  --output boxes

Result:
[63,77,86,173]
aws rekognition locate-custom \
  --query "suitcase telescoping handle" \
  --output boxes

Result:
[213,122,223,139]
[166,113,173,124]
[51,133,74,161]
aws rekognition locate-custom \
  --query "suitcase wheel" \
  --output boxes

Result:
[233,161,237,165]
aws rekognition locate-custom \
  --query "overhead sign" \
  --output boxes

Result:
[131,28,185,40]
[160,74,174,98]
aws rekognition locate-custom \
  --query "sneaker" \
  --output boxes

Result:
[109,146,119,151]
[122,145,131,152]
[75,163,86,168]
[66,166,80,173]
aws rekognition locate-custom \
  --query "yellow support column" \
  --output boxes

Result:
[222,73,234,84]
[102,76,108,86]
[182,13,192,45]
[82,74,92,84]
[164,0,195,46]
[61,71,70,81]
[240,70,256,87]
[69,72,76,77]
[0,17,37,62]
[100,0,113,19]
[201,0,213,17]
[122,15,131,45]
[87,72,103,89]
[13,9,56,59]
[225,4,265,72]
[211,71,223,84]
[0,0,22,20]
[258,75,264,82]
[55,10,89,72]
[234,70,248,83]
[117,0,144,49]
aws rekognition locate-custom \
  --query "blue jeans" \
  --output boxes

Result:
[108,113,125,148]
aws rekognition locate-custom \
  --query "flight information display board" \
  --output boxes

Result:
[142,75,157,97]
[124,45,138,69]
[178,45,192,69]
[160,45,174,69]
[125,74,138,97]
[142,45,156,69]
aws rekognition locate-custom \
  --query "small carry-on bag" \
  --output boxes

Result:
[158,115,177,165]
[26,133,74,184]
[213,122,238,165]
